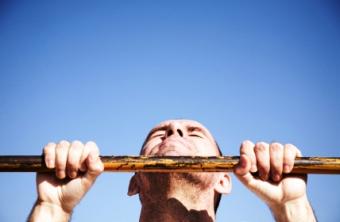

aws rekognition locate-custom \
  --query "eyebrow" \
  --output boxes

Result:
[187,126,207,135]
[141,123,215,154]
[145,125,168,140]
[146,124,209,140]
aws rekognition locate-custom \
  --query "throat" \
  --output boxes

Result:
[140,197,215,222]
[137,173,217,222]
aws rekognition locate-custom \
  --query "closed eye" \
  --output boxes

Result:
[189,133,203,138]
[150,133,165,139]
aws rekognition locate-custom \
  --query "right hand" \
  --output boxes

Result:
[36,140,104,213]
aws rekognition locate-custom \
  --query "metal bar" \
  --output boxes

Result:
[0,156,339,174]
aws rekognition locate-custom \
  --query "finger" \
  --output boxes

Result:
[67,140,84,178]
[43,142,56,169]
[83,142,104,186]
[269,142,284,182]
[254,142,270,181]
[283,144,301,173]
[79,142,91,172]
[55,140,70,179]
[240,140,257,172]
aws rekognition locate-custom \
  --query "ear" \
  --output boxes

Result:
[214,173,232,194]
[128,174,140,196]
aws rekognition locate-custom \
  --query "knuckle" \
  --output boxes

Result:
[270,143,283,152]
[284,144,295,154]
[285,143,302,156]
[46,142,56,148]
[43,146,50,154]
[85,141,97,147]
[241,140,254,148]
[254,142,267,152]
[86,141,98,151]
[44,142,55,152]
[240,145,249,154]
[285,143,295,149]
[58,140,70,147]
[285,143,301,155]
[71,140,83,147]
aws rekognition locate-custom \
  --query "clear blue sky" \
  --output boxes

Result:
[0,1,339,221]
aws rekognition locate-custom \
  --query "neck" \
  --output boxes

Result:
[138,173,216,222]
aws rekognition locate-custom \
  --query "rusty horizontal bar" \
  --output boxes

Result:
[0,156,340,174]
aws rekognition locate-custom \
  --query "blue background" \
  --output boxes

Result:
[0,1,339,221]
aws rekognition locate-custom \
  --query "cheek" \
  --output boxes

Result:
[141,138,163,154]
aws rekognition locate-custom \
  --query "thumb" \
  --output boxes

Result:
[82,150,104,188]
[234,154,254,186]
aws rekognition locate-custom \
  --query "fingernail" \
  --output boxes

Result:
[264,174,269,181]
[57,170,65,179]
[251,164,257,172]
[274,174,281,182]
[80,165,87,172]
[283,164,290,173]
[45,159,51,168]
[260,172,268,180]
[70,171,77,178]
[48,160,53,168]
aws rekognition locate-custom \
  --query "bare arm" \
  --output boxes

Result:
[28,200,71,222]
[270,195,316,222]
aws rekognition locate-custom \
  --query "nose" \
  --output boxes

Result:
[165,122,185,138]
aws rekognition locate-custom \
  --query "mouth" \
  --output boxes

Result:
[157,148,181,156]
[153,139,192,156]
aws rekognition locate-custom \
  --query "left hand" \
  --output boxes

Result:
[234,141,307,208]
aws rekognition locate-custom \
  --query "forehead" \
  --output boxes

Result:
[155,119,209,130]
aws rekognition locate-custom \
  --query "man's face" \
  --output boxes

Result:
[141,119,220,157]
[128,119,230,206]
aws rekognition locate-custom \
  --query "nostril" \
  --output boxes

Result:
[167,129,173,136]
[177,129,183,137]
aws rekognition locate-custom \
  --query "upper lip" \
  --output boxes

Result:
[159,137,185,148]
[156,137,192,155]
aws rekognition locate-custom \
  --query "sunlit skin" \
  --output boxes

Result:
[140,120,220,157]
[129,120,231,221]
[28,119,316,222]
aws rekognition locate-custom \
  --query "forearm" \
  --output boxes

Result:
[28,200,71,222]
[270,195,317,222]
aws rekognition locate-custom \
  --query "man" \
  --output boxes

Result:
[28,119,316,221]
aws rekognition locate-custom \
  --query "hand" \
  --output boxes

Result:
[36,140,104,213]
[234,141,307,209]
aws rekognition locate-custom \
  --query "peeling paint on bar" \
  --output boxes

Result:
[0,156,340,174]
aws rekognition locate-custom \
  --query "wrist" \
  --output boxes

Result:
[28,200,71,222]
[269,195,316,222]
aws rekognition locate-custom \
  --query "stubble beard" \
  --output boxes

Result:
[139,172,215,195]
